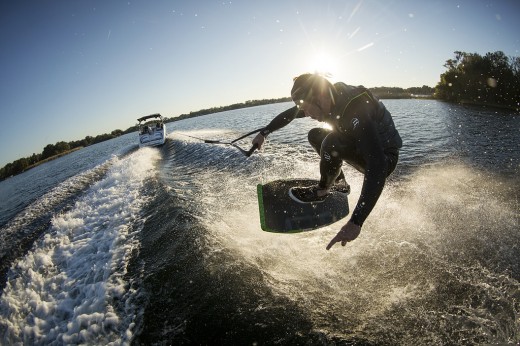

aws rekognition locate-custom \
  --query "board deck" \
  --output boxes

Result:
[257,179,349,233]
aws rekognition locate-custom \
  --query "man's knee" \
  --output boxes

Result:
[385,149,399,177]
[308,128,329,153]
[321,133,344,162]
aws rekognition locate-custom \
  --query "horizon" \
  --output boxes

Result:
[1,85,431,169]
[0,82,435,169]
[1,0,519,167]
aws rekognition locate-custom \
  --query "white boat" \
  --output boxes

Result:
[137,113,167,147]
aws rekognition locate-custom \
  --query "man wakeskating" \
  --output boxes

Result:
[252,73,402,249]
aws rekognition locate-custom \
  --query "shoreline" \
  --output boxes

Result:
[2,96,517,181]
[459,99,520,112]
[2,147,83,181]
[25,147,83,170]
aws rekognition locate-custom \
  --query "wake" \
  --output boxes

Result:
[0,148,160,345]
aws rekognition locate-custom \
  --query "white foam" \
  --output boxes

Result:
[0,147,160,345]
[200,161,520,340]
[0,156,121,263]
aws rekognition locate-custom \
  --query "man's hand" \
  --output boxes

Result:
[326,221,361,250]
[252,133,265,150]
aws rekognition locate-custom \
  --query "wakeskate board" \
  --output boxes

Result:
[257,179,349,233]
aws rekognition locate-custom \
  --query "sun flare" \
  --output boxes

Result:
[307,52,339,77]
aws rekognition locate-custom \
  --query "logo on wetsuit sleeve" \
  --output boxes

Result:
[352,118,359,130]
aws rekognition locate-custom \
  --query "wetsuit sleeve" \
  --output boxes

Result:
[262,106,304,135]
[347,109,388,227]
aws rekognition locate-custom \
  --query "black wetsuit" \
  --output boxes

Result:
[261,83,402,226]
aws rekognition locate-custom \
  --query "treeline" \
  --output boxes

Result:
[0,129,131,180]
[371,85,434,99]
[165,97,292,122]
[166,87,435,124]
[162,88,435,124]
[0,91,433,180]
[0,98,292,180]
[435,50,520,109]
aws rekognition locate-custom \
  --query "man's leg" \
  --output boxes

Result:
[290,130,356,203]
[317,131,367,189]
[308,128,347,184]
[307,128,329,152]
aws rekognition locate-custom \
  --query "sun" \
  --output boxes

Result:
[307,51,339,77]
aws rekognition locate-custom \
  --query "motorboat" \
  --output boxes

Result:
[137,113,166,147]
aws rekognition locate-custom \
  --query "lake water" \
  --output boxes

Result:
[0,100,519,345]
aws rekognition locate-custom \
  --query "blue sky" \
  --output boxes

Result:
[1,0,519,166]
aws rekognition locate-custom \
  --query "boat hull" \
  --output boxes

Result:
[139,129,166,147]
[137,113,167,148]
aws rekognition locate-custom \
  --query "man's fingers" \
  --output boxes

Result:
[327,232,350,250]
[326,237,338,250]
[327,223,361,250]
